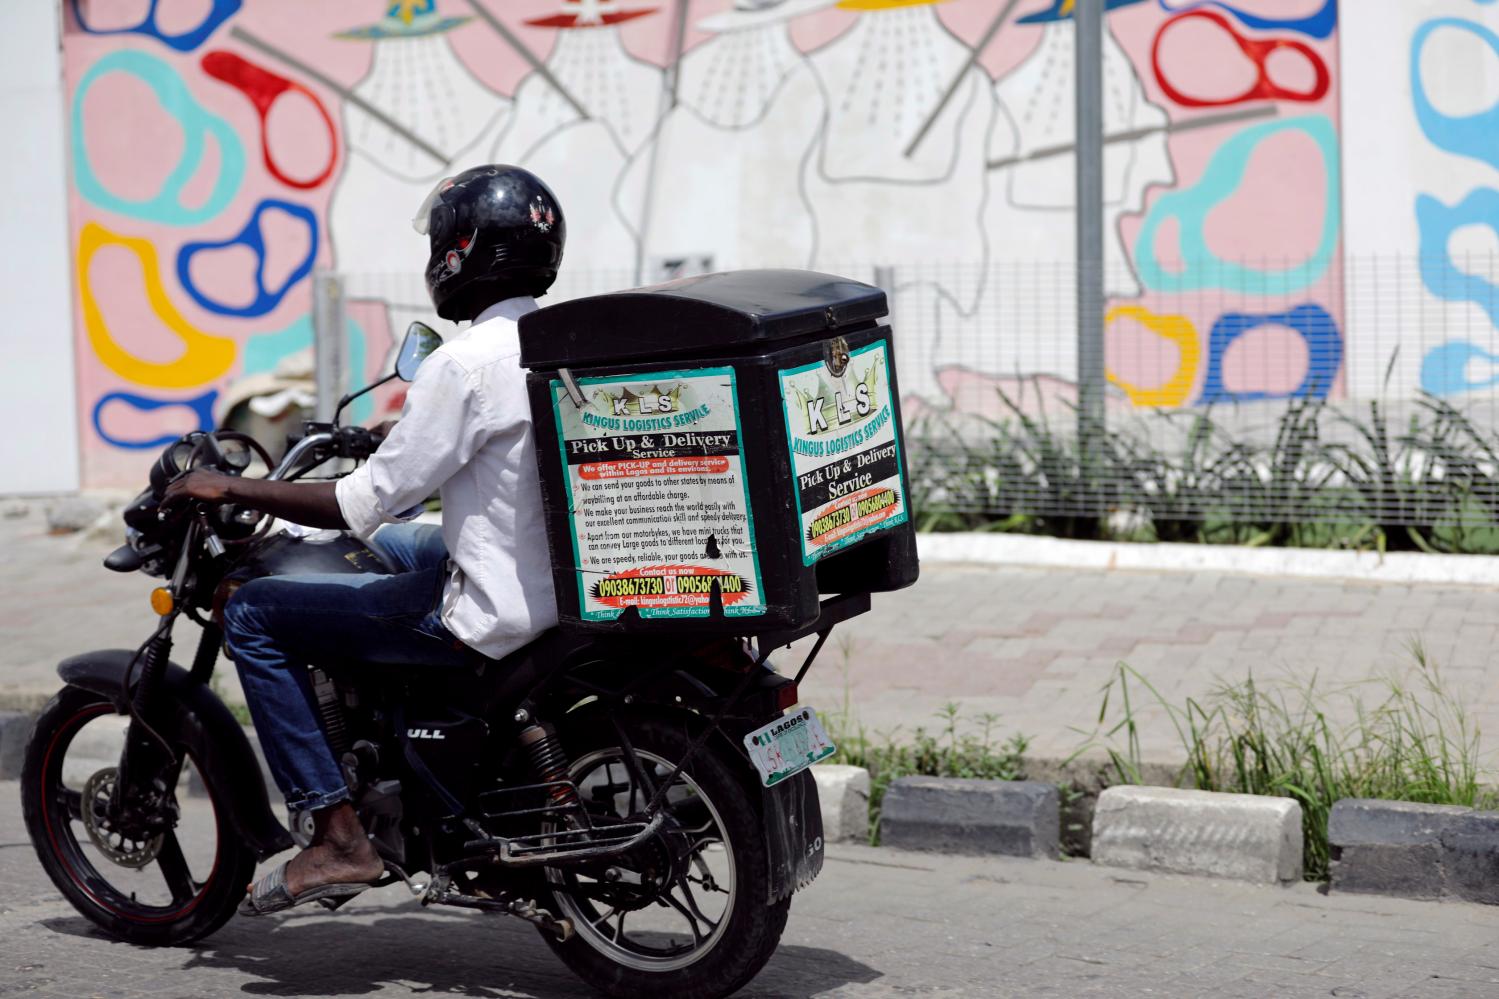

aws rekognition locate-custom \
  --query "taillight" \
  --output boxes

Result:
[775,681,800,712]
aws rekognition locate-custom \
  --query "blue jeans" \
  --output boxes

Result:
[222,524,475,813]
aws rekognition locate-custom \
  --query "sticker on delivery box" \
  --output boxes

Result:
[779,340,909,565]
[551,366,766,621]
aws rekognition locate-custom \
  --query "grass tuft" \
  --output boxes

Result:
[1077,651,1495,880]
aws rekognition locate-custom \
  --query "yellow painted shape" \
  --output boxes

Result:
[837,0,951,10]
[1105,305,1200,408]
[78,222,236,390]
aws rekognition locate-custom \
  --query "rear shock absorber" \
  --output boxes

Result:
[518,723,579,806]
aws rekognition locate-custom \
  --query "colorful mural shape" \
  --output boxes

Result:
[69,0,244,52]
[1155,0,1337,40]
[1151,11,1330,108]
[72,50,246,226]
[62,0,1351,485]
[1197,305,1342,404]
[176,199,320,318]
[1371,5,1499,398]
[1134,115,1340,297]
[201,51,339,190]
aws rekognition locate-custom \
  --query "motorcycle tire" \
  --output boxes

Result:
[20,685,259,946]
[541,713,791,999]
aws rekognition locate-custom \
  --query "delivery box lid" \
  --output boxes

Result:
[519,269,888,370]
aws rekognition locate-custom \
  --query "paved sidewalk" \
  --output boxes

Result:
[1,782,1498,998]
[5,503,1499,766]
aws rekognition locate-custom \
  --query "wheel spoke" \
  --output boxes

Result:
[59,789,84,822]
[678,877,719,932]
[155,832,197,904]
[662,890,707,945]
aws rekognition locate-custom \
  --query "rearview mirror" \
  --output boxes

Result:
[396,322,442,382]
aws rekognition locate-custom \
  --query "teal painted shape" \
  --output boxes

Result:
[1134,115,1340,296]
[72,50,245,226]
[242,314,372,422]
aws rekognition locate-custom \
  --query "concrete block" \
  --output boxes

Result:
[1329,798,1469,899]
[813,764,870,844]
[0,712,35,779]
[1092,785,1302,884]
[880,777,1059,859]
[44,496,104,534]
[1440,810,1499,904]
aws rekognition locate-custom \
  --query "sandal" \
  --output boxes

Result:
[237,861,380,917]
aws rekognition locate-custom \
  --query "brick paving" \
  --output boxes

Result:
[5,503,1499,765]
[1,783,1497,997]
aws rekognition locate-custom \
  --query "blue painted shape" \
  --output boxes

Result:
[69,0,241,52]
[176,200,319,318]
[1420,341,1499,395]
[93,390,218,450]
[1415,189,1499,327]
[1134,115,1340,296]
[1197,304,1342,403]
[1412,18,1499,171]
[1156,0,1337,39]
[1019,0,1147,23]
[242,314,373,422]
[71,50,245,226]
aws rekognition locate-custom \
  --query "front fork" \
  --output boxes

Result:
[110,619,222,837]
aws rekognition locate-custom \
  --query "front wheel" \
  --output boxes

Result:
[20,686,259,946]
[542,715,790,999]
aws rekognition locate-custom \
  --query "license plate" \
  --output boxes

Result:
[743,708,837,788]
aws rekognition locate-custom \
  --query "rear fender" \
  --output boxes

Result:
[57,649,294,861]
[556,658,823,905]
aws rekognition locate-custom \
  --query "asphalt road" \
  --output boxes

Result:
[2,781,1499,998]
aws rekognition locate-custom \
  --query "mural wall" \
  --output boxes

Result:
[63,0,1347,485]
[1343,0,1499,402]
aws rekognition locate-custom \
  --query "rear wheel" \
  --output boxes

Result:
[542,715,790,999]
[20,686,259,946]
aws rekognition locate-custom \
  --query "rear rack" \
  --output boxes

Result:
[470,780,665,867]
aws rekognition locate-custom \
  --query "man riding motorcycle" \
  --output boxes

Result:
[163,164,566,915]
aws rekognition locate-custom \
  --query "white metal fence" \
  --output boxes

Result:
[335,255,1499,537]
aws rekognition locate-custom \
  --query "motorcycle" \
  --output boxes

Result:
[20,323,860,999]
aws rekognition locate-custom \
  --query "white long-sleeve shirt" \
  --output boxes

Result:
[335,297,559,659]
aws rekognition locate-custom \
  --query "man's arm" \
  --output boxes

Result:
[162,473,348,529]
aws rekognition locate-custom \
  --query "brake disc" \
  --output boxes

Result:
[81,768,164,870]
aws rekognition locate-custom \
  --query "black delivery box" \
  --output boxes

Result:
[518,269,919,637]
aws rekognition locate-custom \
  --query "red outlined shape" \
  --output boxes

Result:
[201,50,338,189]
[1151,10,1329,108]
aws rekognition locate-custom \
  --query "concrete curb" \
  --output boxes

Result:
[0,712,35,780]
[1091,785,1302,885]
[1330,798,1499,904]
[1328,798,1468,899]
[813,764,870,844]
[880,776,1059,858]
[918,532,1499,587]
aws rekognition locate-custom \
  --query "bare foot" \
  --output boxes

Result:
[255,802,384,897]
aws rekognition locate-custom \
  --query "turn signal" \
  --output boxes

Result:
[150,587,174,616]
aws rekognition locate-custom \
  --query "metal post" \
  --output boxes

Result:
[872,265,897,327]
[1075,0,1106,472]
[312,271,346,423]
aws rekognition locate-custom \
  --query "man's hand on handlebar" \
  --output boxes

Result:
[162,470,234,514]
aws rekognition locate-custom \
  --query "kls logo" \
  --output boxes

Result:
[407,728,446,740]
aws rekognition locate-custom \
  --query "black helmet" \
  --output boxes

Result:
[413,164,566,322]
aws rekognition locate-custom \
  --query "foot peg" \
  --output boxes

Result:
[510,898,574,941]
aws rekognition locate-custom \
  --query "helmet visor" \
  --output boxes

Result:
[411,177,455,236]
